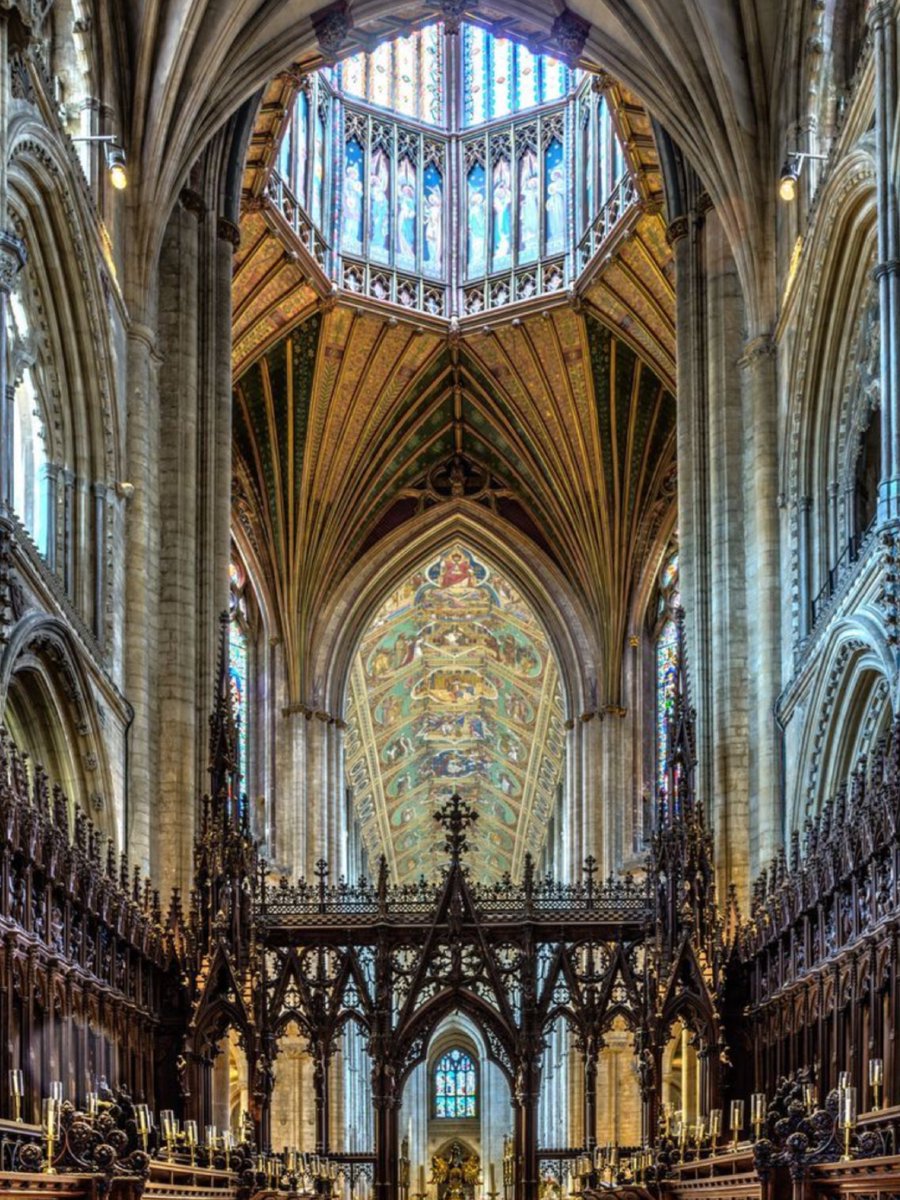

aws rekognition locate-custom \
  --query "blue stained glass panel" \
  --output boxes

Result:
[518,149,540,262]
[229,620,249,786]
[492,157,513,270]
[311,108,326,227]
[423,163,443,275]
[295,91,309,201]
[396,158,418,270]
[433,1049,477,1119]
[517,46,538,110]
[463,25,487,125]
[369,147,391,262]
[656,619,678,794]
[341,138,365,254]
[491,38,513,119]
[544,138,566,254]
[466,163,487,277]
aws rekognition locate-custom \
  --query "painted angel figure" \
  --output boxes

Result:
[369,150,390,259]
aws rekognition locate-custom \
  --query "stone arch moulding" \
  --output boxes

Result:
[6,114,121,486]
[791,610,895,830]
[309,502,599,724]
[0,612,115,837]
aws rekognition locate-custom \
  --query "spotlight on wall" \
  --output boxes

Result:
[778,156,801,202]
[778,150,828,202]
[105,144,128,191]
[70,135,128,190]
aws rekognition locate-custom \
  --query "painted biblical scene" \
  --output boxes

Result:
[345,543,565,884]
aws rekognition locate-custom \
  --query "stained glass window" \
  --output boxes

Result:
[462,24,575,125]
[433,1048,477,1119]
[656,553,680,794]
[280,22,631,315]
[229,563,250,787]
[339,25,443,126]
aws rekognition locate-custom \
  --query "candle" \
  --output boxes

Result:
[184,1119,198,1146]
[41,1097,60,1137]
[802,1084,817,1111]
[751,1092,766,1130]
[489,1164,496,1193]
[9,1069,24,1124]
[840,1086,857,1127]
[729,1098,744,1143]
[418,1164,426,1195]
[709,1109,722,1140]
[50,1081,63,1103]
[870,1059,884,1111]
[838,1071,851,1091]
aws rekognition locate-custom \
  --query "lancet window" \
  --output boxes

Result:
[7,289,51,560]
[655,552,680,795]
[229,560,250,788]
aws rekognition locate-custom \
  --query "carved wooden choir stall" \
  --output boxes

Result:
[0,618,899,1200]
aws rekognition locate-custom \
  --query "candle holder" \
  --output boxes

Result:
[9,1069,24,1124]
[869,1059,884,1112]
[160,1110,177,1161]
[729,1099,744,1151]
[41,1097,60,1174]
[839,1086,857,1162]
[136,1103,152,1152]
[709,1108,722,1148]
[184,1119,198,1166]
[750,1093,766,1140]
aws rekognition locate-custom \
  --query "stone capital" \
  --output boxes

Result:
[0,230,26,293]
[738,333,777,368]
[217,217,241,247]
[872,258,900,281]
[665,215,689,245]
[311,0,353,61]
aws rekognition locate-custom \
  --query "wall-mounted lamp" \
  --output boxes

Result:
[778,151,828,202]
[70,135,128,190]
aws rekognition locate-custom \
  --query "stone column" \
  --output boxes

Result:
[668,209,714,812]
[705,208,751,895]
[156,193,201,896]
[738,335,782,871]
[868,1,900,518]
[123,317,161,873]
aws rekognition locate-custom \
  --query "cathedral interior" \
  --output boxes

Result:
[0,2,896,1200]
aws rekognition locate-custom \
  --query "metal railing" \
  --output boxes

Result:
[810,515,877,627]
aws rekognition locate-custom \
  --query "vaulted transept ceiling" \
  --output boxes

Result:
[344,543,565,883]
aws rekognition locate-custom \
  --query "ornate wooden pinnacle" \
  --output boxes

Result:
[434,792,478,859]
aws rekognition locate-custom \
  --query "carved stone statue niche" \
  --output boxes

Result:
[432,1141,480,1200]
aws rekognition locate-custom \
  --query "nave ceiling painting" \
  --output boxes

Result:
[344,544,565,883]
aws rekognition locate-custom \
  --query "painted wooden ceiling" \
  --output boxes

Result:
[344,542,565,883]
[232,299,676,708]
